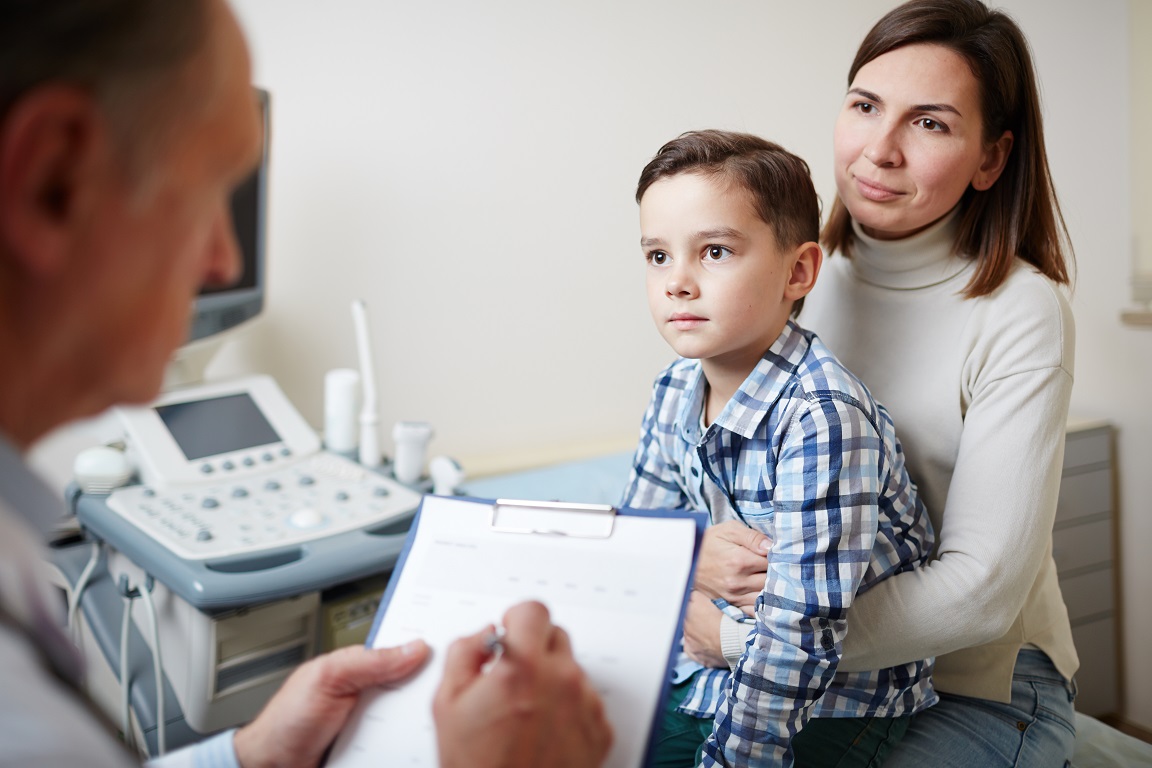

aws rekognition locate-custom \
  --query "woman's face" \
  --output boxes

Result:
[832,43,1011,241]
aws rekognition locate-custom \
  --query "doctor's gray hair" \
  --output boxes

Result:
[0,0,210,154]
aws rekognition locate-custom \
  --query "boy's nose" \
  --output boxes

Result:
[665,264,698,298]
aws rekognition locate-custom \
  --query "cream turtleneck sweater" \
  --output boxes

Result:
[798,210,1078,703]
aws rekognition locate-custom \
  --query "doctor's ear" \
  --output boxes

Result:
[0,85,107,277]
[784,241,822,302]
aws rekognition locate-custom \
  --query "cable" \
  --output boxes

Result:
[138,576,165,756]
[118,576,137,754]
[67,541,102,644]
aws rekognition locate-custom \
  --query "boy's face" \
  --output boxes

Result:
[640,172,796,378]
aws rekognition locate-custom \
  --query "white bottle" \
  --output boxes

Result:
[323,368,361,453]
[392,421,433,484]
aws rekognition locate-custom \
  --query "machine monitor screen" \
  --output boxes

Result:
[188,87,270,343]
[155,393,282,460]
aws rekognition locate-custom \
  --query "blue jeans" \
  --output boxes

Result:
[884,649,1077,768]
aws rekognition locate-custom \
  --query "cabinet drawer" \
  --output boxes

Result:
[1062,428,1111,471]
[1058,566,1114,622]
[1055,469,1112,527]
[1071,617,1120,717]
[1052,518,1111,573]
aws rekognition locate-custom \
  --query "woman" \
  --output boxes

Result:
[689,0,1078,764]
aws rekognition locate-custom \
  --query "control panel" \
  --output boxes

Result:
[105,451,419,561]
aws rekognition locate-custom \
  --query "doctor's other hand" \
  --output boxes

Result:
[434,601,613,768]
[233,640,431,768]
[694,519,770,615]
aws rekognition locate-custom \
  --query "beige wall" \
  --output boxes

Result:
[1132,1,1152,296]
[222,0,1151,726]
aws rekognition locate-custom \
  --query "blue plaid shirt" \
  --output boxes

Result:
[621,320,936,767]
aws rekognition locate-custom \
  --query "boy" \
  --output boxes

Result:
[621,130,936,767]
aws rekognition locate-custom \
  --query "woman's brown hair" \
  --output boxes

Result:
[821,0,1073,297]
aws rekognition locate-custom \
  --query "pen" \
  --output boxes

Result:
[483,628,505,659]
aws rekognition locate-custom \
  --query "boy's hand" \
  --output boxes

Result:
[682,591,728,668]
[695,520,770,614]
[433,601,613,768]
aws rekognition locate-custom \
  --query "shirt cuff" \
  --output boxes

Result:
[719,612,747,670]
[145,729,241,768]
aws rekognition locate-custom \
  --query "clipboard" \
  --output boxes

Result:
[326,494,706,768]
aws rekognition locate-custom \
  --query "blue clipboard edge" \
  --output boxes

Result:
[362,494,708,768]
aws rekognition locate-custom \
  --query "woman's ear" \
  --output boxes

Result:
[972,129,1014,191]
[784,241,823,302]
[0,85,105,278]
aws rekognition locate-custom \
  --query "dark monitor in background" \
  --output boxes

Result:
[168,88,270,388]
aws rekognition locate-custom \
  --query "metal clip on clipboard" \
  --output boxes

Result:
[490,499,617,539]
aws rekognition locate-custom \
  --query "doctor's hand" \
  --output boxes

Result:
[694,519,770,615]
[433,601,613,768]
[233,640,431,768]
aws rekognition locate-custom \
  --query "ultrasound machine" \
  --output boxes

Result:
[45,88,424,757]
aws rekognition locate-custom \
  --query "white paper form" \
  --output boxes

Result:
[326,496,701,768]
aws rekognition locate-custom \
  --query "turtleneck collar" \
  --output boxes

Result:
[848,206,973,290]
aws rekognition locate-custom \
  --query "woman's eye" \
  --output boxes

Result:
[915,117,947,132]
[705,245,732,262]
[648,251,668,266]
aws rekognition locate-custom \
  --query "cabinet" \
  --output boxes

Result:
[1054,421,1121,717]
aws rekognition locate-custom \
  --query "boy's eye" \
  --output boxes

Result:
[648,251,669,266]
[853,101,877,115]
[704,245,732,262]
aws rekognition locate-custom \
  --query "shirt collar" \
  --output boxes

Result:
[677,319,813,443]
[849,206,972,290]
[0,432,68,537]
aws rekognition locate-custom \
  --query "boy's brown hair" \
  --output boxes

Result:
[636,129,820,252]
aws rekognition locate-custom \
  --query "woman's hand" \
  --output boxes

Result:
[682,591,729,669]
[694,520,770,615]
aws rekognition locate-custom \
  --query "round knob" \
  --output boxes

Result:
[288,508,326,529]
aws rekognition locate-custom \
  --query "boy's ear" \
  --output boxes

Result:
[0,85,104,279]
[783,241,822,302]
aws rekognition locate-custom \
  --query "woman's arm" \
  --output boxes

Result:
[837,362,1072,671]
[695,365,1073,673]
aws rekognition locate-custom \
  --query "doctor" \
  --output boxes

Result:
[0,1,611,767]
